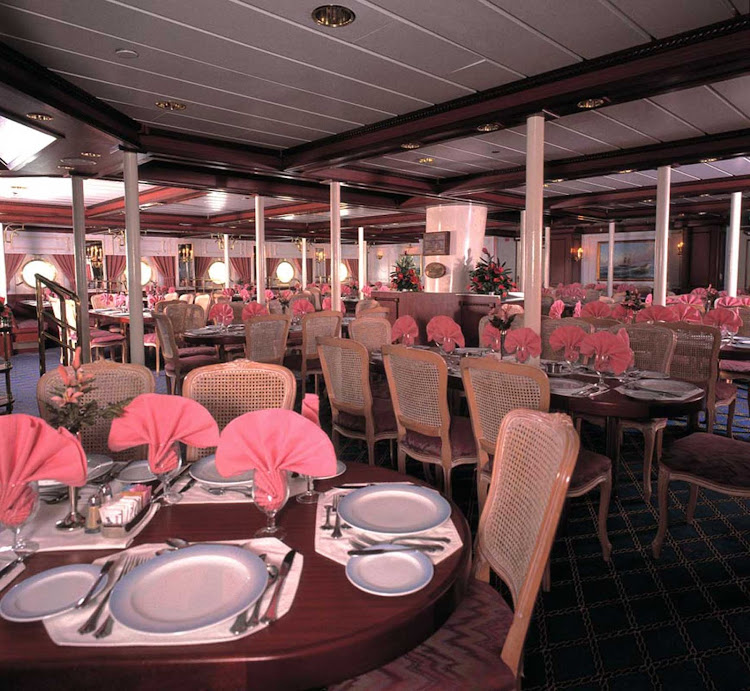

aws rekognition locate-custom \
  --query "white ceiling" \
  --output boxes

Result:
[0,176,152,205]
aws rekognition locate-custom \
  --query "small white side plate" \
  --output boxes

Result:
[39,454,114,488]
[189,455,254,488]
[346,544,434,597]
[0,564,108,622]
[315,460,347,480]
[117,459,157,483]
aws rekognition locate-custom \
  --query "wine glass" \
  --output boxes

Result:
[564,348,579,373]
[253,470,290,539]
[489,335,502,354]
[296,474,319,505]
[155,444,183,505]
[593,354,610,390]
[2,483,40,556]
[442,337,456,354]
[403,332,414,347]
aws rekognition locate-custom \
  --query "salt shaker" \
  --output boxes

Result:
[84,495,102,534]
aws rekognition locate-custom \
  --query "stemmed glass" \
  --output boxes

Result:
[593,354,611,390]
[489,335,502,355]
[296,474,319,505]
[253,470,290,540]
[2,483,39,556]
[403,332,414,347]
[155,443,183,505]
[564,348,579,373]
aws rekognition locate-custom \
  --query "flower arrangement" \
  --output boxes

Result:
[468,248,515,296]
[621,289,645,313]
[390,255,421,292]
[488,303,523,331]
[43,348,132,435]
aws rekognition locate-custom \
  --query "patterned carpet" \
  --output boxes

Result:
[7,349,750,690]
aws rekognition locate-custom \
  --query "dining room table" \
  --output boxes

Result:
[719,336,750,361]
[0,462,471,690]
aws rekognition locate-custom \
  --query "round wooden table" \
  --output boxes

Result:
[184,326,303,361]
[0,464,471,690]
[719,344,750,361]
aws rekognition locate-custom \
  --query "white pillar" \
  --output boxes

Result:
[653,165,671,306]
[0,224,6,303]
[607,221,615,298]
[543,226,550,289]
[331,182,342,312]
[123,150,144,365]
[518,210,526,291]
[358,226,366,297]
[71,176,91,362]
[250,242,255,285]
[523,114,544,337]
[726,192,742,297]
[223,234,231,289]
[255,197,266,304]
[301,238,308,289]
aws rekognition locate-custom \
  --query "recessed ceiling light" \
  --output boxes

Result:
[418,157,434,164]
[576,97,606,109]
[60,157,96,166]
[80,152,102,158]
[26,112,53,122]
[312,5,356,27]
[618,169,635,174]
[550,178,564,183]
[699,193,711,197]
[400,142,421,150]
[476,122,501,133]
[700,157,718,163]
[543,184,549,188]
[114,48,139,59]
[57,165,74,170]
[643,198,654,203]
[155,100,187,111]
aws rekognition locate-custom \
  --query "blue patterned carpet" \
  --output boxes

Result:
[7,349,750,690]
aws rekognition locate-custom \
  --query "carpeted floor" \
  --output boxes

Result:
[7,348,750,690]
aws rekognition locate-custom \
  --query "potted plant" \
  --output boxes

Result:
[468,248,515,296]
[390,255,421,292]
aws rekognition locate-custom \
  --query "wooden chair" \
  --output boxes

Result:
[90,294,111,309]
[194,293,211,317]
[383,345,477,498]
[289,310,342,394]
[541,318,593,360]
[349,316,392,353]
[462,357,612,562]
[331,410,579,690]
[244,314,290,365]
[665,322,736,436]
[318,337,396,467]
[268,299,284,315]
[178,293,195,304]
[164,301,189,342]
[358,306,389,319]
[719,307,750,382]
[355,298,379,316]
[154,312,220,395]
[652,434,750,558]
[307,287,322,311]
[37,361,154,462]
[182,360,296,461]
[50,297,128,363]
[579,316,622,331]
[184,303,206,330]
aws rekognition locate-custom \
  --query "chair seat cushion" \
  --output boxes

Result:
[331,580,515,691]
[177,346,217,357]
[143,332,158,345]
[91,331,126,345]
[571,449,611,488]
[715,380,738,403]
[337,398,397,435]
[284,352,321,372]
[165,354,220,373]
[403,416,477,461]
[720,359,750,374]
[663,433,750,487]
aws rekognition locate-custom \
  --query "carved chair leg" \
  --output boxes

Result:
[442,464,453,499]
[651,466,671,559]
[642,428,656,502]
[655,428,664,462]
[397,446,407,475]
[542,559,551,592]
[366,435,375,467]
[686,484,699,524]
[726,399,736,439]
[598,472,613,562]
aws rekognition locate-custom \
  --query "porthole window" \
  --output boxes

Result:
[275,260,295,284]
[208,260,228,285]
[338,261,349,282]
[21,259,57,287]
[140,261,152,286]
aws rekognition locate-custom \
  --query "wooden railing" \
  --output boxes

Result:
[35,275,80,376]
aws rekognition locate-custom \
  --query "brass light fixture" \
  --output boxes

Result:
[26,112,53,122]
[179,244,194,263]
[86,243,103,269]
[400,142,421,150]
[292,237,304,252]
[677,240,685,256]
[108,227,126,248]
[315,247,326,263]
[80,152,102,159]
[213,234,237,251]
[418,157,434,164]
[571,246,584,262]
[618,169,635,174]
[700,157,718,163]
[155,100,187,111]
[476,122,501,132]
[376,249,384,261]
[3,224,23,245]
[312,5,356,27]
[577,97,606,109]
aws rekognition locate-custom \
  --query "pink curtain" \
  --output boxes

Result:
[106,255,126,280]
[150,256,176,287]
[344,259,358,282]
[4,253,25,290]
[306,258,314,283]
[266,258,281,282]
[194,256,213,279]
[290,258,302,277]
[51,255,76,287]
[230,256,254,282]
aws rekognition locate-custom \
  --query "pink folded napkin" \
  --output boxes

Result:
[321,284,331,295]
[672,304,703,323]
[610,304,632,322]
[573,301,582,317]
[292,299,315,316]
[581,302,612,318]
[374,281,383,290]
[301,394,320,427]
[362,285,372,297]
[548,325,588,361]
[635,305,678,323]
[704,307,743,332]
[426,316,465,348]
[265,289,275,301]
[322,297,332,311]
[579,331,633,375]
[392,316,419,344]
[342,285,352,297]
[690,287,708,298]
[503,327,541,363]
[676,293,704,306]
[239,288,252,302]
[481,323,503,348]
[209,303,234,326]
[242,302,268,319]
[549,300,565,319]
[0,415,87,526]
[716,296,743,309]
[109,394,220,474]
[215,409,336,509]
[114,294,128,309]
[645,294,653,305]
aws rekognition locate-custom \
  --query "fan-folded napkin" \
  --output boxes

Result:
[426,316,465,348]
[581,302,612,318]
[672,304,702,323]
[503,327,541,363]
[579,331,633,375]
[635,305,678,323]
[292,299,315,316]
[242,302,268,319]
[391,315,418,343]
[704,307,742,332]
[548,300,565,319]
[209,303,233,325]
[548,325,588,361]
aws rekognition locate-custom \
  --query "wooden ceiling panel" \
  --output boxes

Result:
[610,0,734,38]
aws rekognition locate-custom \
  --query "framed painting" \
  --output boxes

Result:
[597,240,654,281]
[423,231,450,256]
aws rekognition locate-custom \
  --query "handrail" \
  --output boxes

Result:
[35,275,80,376]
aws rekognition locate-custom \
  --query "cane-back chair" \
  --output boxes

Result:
[541,318,593,360]
[292,311,342,394]
[244,315,291,365]
[349,316,392,353]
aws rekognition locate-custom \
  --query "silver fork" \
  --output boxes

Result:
[331,495,344,539]
[348,539,442,553]
[88,556,147,638]
[77,554,137,635]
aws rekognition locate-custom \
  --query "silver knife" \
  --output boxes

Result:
[75,559,115,608]
[348,546,440,556]
[260,550,296,624]
[179,477,197,494]
[0,555,27,579]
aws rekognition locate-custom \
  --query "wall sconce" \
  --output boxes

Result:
[3,224,22,245]
[677,240,685,256]
[315,248,326,263]
[571,246,583,262]
[108,227,126,248]
[292,237,304,252]
[376,249,384,261]
[213,234,237,251]
[86,242,103,269]
[178,244,194,263]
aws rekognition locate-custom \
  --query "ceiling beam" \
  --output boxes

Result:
[86,187,206,218]
[305,212,425,231]
[207,202,330,226]
[304,167,437,196]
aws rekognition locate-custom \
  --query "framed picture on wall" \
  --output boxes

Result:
[597,240,655,281]
[422,231,450,256]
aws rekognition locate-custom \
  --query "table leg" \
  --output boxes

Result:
[218,344,227,362]
[605,416,620,498]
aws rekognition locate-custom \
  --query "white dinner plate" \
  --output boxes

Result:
[109,545,268,635]
[117,459,157,483]
[549,379,589,395]
[38,454,114,488]
[189,455,254,488]
[338,484,451,535]
[0,564,108,622]
[637,379,700,395]
[315,460,347,480]
[455,347,488,356]
[346,544,434,597]
[636,371,669,380]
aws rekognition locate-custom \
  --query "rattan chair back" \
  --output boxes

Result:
[184,304,206,330]
[359,306,389,319]
[349,317,392,353]
[153,300,171,315]
[244,314,291,365]
[308,287,322,311]
[164,301,189,338]
[194,293,211,316]
[91,294,110,309]
[737,307,750,337]
[268,299,283,315]
[579,317,621,331]
[621,324,676,373]
[475,409,579,677]
[179,293,195,304]
[37,361,155,461]
[355,298,379,316]
[302,311,342,359]
[228,301,245,324]
[664,322,720,389]
[318,336,370,417]
[153,312,179,363]
[541,317,593,360]
[183,360,296,460]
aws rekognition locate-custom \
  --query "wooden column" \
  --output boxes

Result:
[123,150,144,365]
[518,210,526,291]
[331,182,342,312]
[71,175,90,362]
[653,165,671,306]
[255,196,266,304]
[523,114,544,337]
[726,192,742,296]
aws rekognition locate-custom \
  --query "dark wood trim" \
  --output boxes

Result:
[86,187,206,218]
